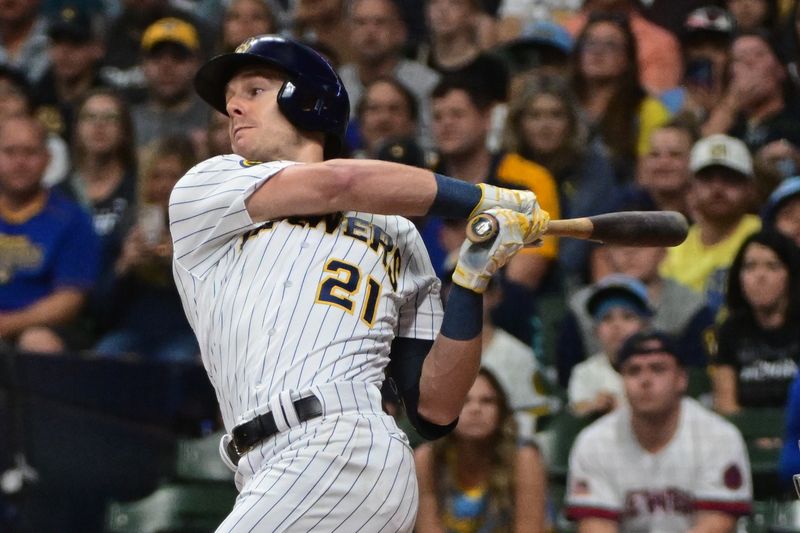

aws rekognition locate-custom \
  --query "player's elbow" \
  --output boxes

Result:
[315,159,360,210]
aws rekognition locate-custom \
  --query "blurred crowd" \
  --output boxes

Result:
[2,0,800,530]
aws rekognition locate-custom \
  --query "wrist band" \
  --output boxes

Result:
[440,284,482,340]
[429,173,482,218]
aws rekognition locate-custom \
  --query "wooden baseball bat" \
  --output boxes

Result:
[466,210,689,247]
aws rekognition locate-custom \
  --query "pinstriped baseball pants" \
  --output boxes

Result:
[216,384,418,532]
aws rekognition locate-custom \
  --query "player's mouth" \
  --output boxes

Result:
[232,125,254,138]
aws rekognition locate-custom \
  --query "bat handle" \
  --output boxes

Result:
[466,213,499,244]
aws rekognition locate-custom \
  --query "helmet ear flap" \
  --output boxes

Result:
[277,79,347,157]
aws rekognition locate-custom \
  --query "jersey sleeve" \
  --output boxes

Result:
[396,224,444,341]
[168,156,296,278]
[565,424,623,522]
[692,411,753,515]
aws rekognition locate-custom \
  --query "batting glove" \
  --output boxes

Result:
[469,183,539,219]
[452,208,532,293]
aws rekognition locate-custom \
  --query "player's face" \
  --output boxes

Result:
[520,93,569,156]
[432,89,490,159]
[225,66,303,161]
[775,197,800,248]
[739,242,789,312]
[0,118,49,200]
[621,353,686,418]
[641,128,692,194]
[454,374,501,441]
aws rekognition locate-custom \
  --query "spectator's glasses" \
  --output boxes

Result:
[78,111,121,124]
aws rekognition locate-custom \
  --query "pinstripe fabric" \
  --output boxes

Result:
[169,155,442,530]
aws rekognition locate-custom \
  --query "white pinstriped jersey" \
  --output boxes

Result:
[566,397,752,532]
[169,155,444,431]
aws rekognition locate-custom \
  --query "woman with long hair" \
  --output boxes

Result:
[570,12,670,182]
[708,229,800,413]
[61,88,138,338]
[503,73,619,287]
[415,368,547,532]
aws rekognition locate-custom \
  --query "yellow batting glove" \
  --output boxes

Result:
[452,208,532,293]
[470,183,539,219]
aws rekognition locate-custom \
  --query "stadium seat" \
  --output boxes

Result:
[104,482,237,533]
[726,408,787,500]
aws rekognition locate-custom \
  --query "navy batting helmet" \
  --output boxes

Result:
[194,35,350,159]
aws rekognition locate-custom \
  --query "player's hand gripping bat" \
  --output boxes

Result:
[466,210,689,247]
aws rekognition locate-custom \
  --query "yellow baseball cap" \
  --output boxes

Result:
[141,17,200,53]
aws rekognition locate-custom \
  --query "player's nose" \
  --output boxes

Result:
[226,96,245,116]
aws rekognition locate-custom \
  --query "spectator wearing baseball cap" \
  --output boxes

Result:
[495,20,574,90]
[762,176,800,247]
[667,6,735,119]
[565,326,753,532]
[33,5,107,146]
[567,274,653,417]
[131,18,210,151]
[660,134,761,313]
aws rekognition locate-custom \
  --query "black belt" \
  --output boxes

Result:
[231,395,323,456]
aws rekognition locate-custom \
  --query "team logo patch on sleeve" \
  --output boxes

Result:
[723,464,743,489]
[572,479,591,496]
[240,159,263,167]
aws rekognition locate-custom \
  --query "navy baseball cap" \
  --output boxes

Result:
[586,274,654,321]
[48,5,95,43]
[615,330,682,370]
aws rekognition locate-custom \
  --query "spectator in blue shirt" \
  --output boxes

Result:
[0,114,99,353]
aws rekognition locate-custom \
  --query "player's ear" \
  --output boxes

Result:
[676,366,689,395]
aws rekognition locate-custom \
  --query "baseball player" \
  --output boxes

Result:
[565,330,752,533]
[169,35,548,531]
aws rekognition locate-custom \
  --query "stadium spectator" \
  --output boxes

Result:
[93,135,199,363]
[293,0,350,64]
[59,88,138,337]
[101,0,215,102]
[703,31,800,157]
[0,114,99,353]
[563,0,682,95]
[559,244,714,387]
[338,0,440,149]
[351,76,420,158]
[762,175,800,247]
[567,274,652,417]
[0,0,50,84]
[494,20,574,96]
[422,76,560,342]
[565,330,752,532]
[570,11,671,183]
[219,0,277,54]
[673,7,735,126]
[706,230,800,413]
[414,368,548,532]
[725,0,780,35]
[203,110,231,159]
[418,0,508,102]
[0,64,70,188]
[660,134,761,313]
[131,17,210,154]
[33,5,106,145]
[502,73,618,287]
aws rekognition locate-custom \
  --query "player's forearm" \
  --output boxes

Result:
[686,511,737,533]
[0,289,85,337]
[418,285,483,425]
